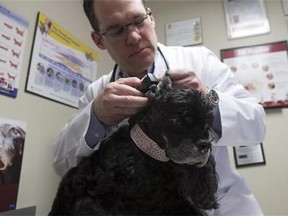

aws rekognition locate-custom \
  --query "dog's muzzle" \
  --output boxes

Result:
[166,139,212,167]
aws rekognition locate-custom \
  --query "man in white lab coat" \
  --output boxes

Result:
[52,0,266,215]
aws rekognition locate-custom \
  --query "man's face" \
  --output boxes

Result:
[92,0,158,77]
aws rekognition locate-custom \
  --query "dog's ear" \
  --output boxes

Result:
[128,105,150,128]
[129,72,173,127]
[157,71,173,92]
[145,84,158,101]
[179,156,219,210]
[145,71,173,100]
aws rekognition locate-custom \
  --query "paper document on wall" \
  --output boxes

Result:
[0,4,29,98]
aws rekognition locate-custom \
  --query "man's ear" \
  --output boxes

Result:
[91,31,105,50]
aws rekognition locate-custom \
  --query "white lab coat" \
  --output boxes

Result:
[52,43,266,215]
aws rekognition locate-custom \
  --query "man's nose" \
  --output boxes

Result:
[126,25,141,44]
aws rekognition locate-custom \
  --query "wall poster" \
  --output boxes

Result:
[26,12,98,108]
[221,41,288,108]
[0,4,29,98]
[0,117,27,212]
[223,0,270,39]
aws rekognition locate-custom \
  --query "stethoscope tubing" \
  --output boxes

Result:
[110,46,169,82]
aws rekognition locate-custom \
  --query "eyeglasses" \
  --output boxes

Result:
[97,8,152,43]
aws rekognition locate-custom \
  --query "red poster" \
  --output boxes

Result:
[221,41,288,108]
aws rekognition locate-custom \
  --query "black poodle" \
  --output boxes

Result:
[49,75,219,215]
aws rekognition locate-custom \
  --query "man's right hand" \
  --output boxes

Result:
[93,77,149,125]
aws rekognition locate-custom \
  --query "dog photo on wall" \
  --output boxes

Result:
[0,118,26,212]
[49,74,219,215]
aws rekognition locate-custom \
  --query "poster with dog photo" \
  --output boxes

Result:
[0,117,26,212]
[26,12,98,108]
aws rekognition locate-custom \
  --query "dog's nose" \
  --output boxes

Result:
[196,141,211,154]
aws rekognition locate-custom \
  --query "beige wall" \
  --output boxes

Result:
[0,0,287,215]
[146,0,288,215]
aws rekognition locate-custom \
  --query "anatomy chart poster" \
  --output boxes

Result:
[26,12,98,108]
[0,117,27,213]
[0,5,29,98]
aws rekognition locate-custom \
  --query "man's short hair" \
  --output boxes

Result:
[83,0,146,32]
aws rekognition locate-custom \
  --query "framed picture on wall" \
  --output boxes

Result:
[282,0,288,15]
[221,41,288,109]
[233,143,266,168]
[26,12,98,108]
[165,17,202,46]
[223,0,270,39]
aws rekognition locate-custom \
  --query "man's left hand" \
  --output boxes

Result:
[167,69,208,94]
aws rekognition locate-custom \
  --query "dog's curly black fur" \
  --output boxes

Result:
[49,78,219,216]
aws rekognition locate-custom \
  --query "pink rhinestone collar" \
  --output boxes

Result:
[130,124,169,162]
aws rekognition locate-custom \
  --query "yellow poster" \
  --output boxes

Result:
[26,12,98,108]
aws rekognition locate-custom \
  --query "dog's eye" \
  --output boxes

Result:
[195,139,211,147]
[172,118,183,127]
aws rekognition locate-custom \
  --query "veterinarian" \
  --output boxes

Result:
[52,0,266,215]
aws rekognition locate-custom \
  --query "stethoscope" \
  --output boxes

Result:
[110,46,170,82]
